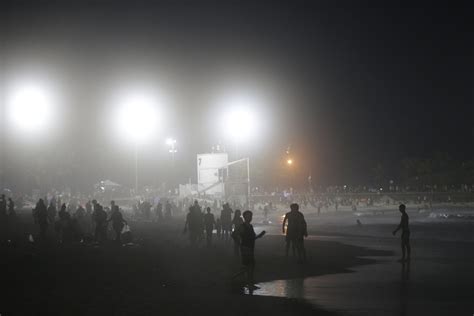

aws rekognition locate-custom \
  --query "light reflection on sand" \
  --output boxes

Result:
[250,251,474,315]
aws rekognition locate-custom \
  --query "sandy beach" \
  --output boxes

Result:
[0,211,389,316]
[2,203,473,316]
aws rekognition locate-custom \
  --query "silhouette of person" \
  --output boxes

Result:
[75,205,86,218]
[35,199,49,241]
[203,207,215,247]
[93,203,108,243]
[74,205,86,240]
[235,210,265,287]
[47,201,57,224]
[0,194,6,218]
[184,200,203,246]
[108,205,127,243]
[7,198,15,216]
[282,203,308,263]
[6,197,16,239]
[231,210,243,256]
[263,204,269,221]
[155,200,163,221]
[85,200,92,215]
[0,194,7,240]
[393,204,411,261]
[57,203,72,243]
[215,217,222,239]
[142,200,152,220]
[220,203,233,241]
[165,200,172,219]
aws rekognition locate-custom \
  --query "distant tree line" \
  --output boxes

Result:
[373,152,474,189]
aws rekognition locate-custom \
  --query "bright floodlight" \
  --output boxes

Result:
[165,137,176,146]
[221,94,259,143]
[7,84,54,133]
[287,159,293,165]
[114,91,160,144]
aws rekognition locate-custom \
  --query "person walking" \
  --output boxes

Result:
[35,199,49,241]
[203,207,215,247]
[231,210,243,256]
[108,205,127,243]
[220,203,233,241]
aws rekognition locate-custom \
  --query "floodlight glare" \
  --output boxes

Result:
[7,84,54,133]
[287,159,293,165]
[114,91,159,144]
[165,137,176,146]
[221,94,259,143]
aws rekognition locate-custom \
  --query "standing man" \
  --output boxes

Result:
[220,203,233,241]
[282,203,308,263]
[0,194,7,218]
[93,204,108,243]
[392,204,411,261]
[7,198,15,216]
[47,200,57,224]
[203,207,215,247]
[237,210,265,288]
[183,201,202,246]
[165,200,172,219]
[155,200,163,221]
[108,205,127,243]
[35,199,49,241]
[263,204,269,221]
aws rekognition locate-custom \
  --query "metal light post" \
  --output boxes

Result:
[112,89,160,196]
[135,144,139,195]
[227,157,251,208]
[287,157,295,192]
[166,138,177,167]
[218,91,263,207]
[6,81,57,192]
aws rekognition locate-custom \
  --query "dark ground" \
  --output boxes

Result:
[0,214,390,316]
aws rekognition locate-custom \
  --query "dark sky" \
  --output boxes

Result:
[2,1,473,188]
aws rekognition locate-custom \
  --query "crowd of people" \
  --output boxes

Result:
[1,191,413,288]
[32,198,130,244]
[182,199,310,285]
[0,194,131,245]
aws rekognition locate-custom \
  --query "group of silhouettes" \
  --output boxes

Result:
[30,198,128,244]
[183,200,311,286]
[134,199,174,221]
[184,201,242,247]
[1,192,411,288]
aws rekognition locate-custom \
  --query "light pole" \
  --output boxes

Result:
[6,83,55,135]
[286,157,296,192]
[220,97,260,207]
[135,143,139,195]
[166,138,177,167]
[113,90,160,195]
[6,82,56,192]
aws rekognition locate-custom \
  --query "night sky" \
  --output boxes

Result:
[2,1,473,188]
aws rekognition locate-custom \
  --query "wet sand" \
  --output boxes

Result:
[255,206,474,316]
[255,235,474,316]
[0,215,388,316]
